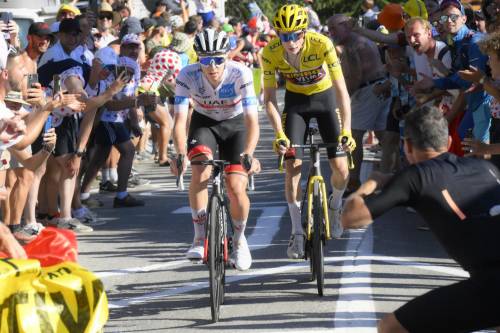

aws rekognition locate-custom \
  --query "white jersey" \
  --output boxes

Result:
[174,61,258,122]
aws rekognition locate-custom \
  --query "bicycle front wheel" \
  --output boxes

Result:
[208,196,226,322]
[312,181,325,296]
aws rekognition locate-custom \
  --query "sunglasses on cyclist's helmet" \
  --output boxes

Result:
[279,30,305,43]
[199,56,226,67]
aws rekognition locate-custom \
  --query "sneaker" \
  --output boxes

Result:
[128,174,150,188]
[72,207,107,226]
[287,234,305,259]
[231,235,252,271]
[81,197,104,208]
[99,181,118,193]
[50,217,94,233]
[113,194,145,208]
[42,213,60,227]
[12,224,42,244]
[186,238,204,260]
[328,195,344,239]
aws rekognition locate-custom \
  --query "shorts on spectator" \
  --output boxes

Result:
[95,121,130,146]
[351,84,391,131]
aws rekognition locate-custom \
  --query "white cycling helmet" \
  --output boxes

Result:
[193,28,229,56]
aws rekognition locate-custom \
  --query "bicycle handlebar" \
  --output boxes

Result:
[340,136,355,170]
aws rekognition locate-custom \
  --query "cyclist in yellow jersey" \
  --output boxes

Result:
[263,4,356,259]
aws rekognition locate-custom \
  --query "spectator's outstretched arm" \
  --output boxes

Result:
[0,223,27,259]
[65,76,127,176]
[352,26,400,45]
[12,93,84,150]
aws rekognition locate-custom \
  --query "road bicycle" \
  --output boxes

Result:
[180,155,253,322]
[279,128,352,296]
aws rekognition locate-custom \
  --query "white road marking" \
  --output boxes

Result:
[107,255,467,309]
[95,260,190,278]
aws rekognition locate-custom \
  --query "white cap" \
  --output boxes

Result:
[95,46,119,65]
[120,33,141,46]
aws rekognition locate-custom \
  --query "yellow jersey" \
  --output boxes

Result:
[261,31,344,96]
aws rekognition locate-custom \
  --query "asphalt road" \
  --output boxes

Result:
[77,96,494,333]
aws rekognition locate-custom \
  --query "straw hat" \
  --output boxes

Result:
[99,2,122,27]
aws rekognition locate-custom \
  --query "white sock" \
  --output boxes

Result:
[80,192,90,201]
[101,168,110,183]
[232,219,247,243]
[109,168,118,183]
[330,185,346,210]
[191,208,207,241]
[288,202,303,235]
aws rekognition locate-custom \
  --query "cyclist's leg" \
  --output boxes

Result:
[315,90,349,238]
[283,91,309,258]
[186,113,218,257]
[283,91,308,232]
[218,116,252,270]
[218,122,249,242]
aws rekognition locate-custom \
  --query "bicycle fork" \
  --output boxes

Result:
[306,177,331,241]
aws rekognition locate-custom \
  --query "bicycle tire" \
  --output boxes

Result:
[208,196,225,322]
[312,181,325,296]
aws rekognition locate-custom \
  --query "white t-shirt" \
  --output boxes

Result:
[174,61,258,121]
[100,56,140,123]
[408,41,457,110]
[409,40,451,81]
[0,102,23,151]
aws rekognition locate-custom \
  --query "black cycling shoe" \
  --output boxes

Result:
[113,194,145,208]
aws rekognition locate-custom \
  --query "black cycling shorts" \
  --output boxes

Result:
[187,112,246,166]
[395,270,500,332]
[282,88,344,160]
[95,121,130,146]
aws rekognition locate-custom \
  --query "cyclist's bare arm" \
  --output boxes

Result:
[243,112,260,156]
[332,76,352,132]
[173,111,189,156]
[263,87,283,133]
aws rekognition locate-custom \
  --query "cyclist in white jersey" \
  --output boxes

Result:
[172,28,261,271]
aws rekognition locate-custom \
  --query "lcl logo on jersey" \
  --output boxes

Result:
[218,84,236,98]
[303,54,319,62]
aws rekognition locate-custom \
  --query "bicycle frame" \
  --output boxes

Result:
[294,130,333,241]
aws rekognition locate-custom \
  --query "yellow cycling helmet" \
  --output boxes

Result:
[273,5,308,33]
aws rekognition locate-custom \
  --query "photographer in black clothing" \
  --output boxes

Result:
[342,106,500,333]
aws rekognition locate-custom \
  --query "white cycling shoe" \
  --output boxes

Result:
[186,238,204,260]
[231,235,252,271]
[287,234,305,259]
[328,195,344,239]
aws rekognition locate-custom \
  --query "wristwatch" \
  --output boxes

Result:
[75,149,86,158]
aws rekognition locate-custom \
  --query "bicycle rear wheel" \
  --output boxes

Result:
[312,181,325,296]
[208,196,226,322]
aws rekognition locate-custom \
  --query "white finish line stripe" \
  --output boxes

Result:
[107,255,467,309]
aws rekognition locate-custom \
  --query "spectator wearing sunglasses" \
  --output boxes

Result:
[97,2,121,49]
[413,0,491,145]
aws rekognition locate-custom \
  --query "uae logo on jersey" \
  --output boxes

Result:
[218,84,236,98]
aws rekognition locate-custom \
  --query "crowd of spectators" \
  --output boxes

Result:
[0,0,499,260]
